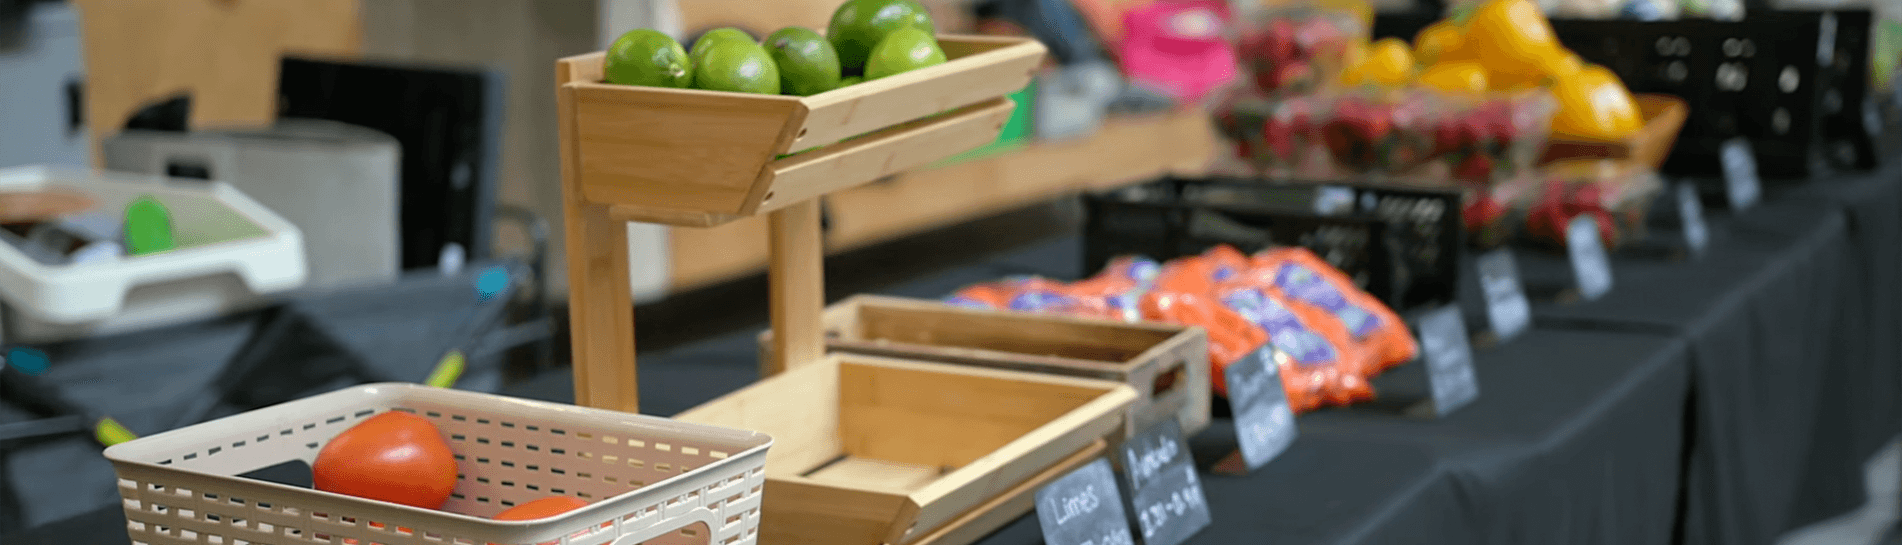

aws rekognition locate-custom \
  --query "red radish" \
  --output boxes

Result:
[1463,194,1507,233]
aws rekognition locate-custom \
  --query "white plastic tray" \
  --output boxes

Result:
[105,383,774,545]
[0,165,307,327]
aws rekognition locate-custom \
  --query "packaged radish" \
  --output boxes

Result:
[1253,247,1419,372]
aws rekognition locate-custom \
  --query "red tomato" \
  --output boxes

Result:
[312,412,459,509]
[493,496,591,521]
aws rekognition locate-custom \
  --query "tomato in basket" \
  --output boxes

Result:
[494,496,592,521]
[313,412,460,509]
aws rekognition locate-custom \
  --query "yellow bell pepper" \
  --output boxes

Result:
[1419,61,1489,93]
[1464,0,1564,75]
[1412,20,1468,65]
[1550,64,1644,141]
[1343,37,1415,87]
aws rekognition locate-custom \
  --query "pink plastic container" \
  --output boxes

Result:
[1118,0,1237,104]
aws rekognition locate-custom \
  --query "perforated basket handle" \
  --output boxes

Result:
[607,509,721,545]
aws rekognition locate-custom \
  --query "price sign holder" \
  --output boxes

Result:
[1677,181,1710,258]
[1037,458,1137,545]
[1116,420,1211,545]
[1721,138,1762,211]
[1213,345,1298,475]
[1565,215,1614,302]
[1474,248,1531,343]
[1405,305,1481,419]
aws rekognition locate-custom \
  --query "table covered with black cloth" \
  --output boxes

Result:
[1483,173,1900,545]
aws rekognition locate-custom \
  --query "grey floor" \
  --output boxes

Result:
[1779,440,1902,545]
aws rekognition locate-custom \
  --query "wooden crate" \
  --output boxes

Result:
[554,35,1044,227]
[764,295,1211,438]
[1540,94,1690,169]
[674,354,1136,545]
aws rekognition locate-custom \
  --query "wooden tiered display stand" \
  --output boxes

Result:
[555,36,1042,410]
[556,36,1146,545]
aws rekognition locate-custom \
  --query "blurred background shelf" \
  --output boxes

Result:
[661,109,1218,294]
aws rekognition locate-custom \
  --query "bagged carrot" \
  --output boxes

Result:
[1139,289,1276,401]
[1252,247,1419,372]
[1068,256,1163,322]
[1217,283,1375,410]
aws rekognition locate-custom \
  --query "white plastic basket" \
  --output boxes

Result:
[102,384,773,545]
[0,165,308,342]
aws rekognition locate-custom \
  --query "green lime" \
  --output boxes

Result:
[865,27,946,80]
[694,41,781,94]
[603,29,692,88]
[691,27,755,68]
[836,76,864,89]
[828,0,934,72]
[765,27,842,96]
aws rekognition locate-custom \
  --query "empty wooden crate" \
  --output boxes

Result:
[675,354,1136,545]
[555,36,1045,227]
[764,295,1211,437]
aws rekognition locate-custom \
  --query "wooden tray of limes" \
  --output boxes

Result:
[555,35,1044,228]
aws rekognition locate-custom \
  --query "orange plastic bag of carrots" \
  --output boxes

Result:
[1251,247,1419,372]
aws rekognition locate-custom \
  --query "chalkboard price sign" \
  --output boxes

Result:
[1227,346,1298,471]
[1677,182,1709,256]
[1037,458,1136,545]
[1119,420,1211,545]
[1721,138,1762,211]
[1475,248,1530,341]
[1566,215,1614,301]
[1417,304,1480,417]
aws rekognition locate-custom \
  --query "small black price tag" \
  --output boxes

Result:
[1677,182,1709,256]
[1721,138,1762,211]
[1415,305,1480,417]
[1226,345,1298,471]
[1119,420,1211,545]
[1475,248,1530,341]
[1566,215,1614,301]
[1037,458,1136,545]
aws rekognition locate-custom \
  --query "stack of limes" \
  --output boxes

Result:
[600,0,947,97]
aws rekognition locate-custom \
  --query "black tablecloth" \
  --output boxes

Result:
[1481,192,1863,545]
[1461,170,1902,545]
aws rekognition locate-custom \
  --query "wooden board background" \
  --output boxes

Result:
[667,110,1217,291]
[72,0,364,158]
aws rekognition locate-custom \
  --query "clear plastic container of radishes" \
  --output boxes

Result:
[1469,160,1663,250]
[1234,8,1366,97]
[1422,90,1556,189]
[1315,87,1446,177]
[1213,91,1335,179]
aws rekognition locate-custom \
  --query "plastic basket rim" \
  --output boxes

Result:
[104,382,774,528]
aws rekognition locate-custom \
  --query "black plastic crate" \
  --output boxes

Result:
[1082,177,1463,313]
[1374,10,1876,179]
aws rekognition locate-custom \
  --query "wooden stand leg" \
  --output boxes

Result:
[766,199,826,376]
[564,201,639,413]
[557,67,638,413]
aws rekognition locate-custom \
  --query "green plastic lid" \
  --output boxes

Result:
[123,196,175,255]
